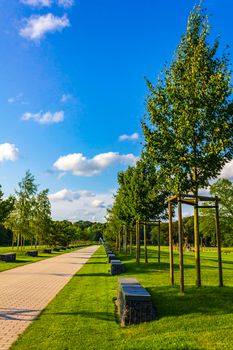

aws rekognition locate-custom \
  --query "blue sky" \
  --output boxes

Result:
[0,0,233,221]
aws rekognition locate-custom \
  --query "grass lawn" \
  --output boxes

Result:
[0,242,91,273]
[11,245,233,350]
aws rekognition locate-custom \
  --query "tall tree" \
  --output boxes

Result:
[142,4,233,286]
[6,170,38,248]
[31,189,51,246]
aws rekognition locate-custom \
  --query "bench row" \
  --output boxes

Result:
[0,246,77,262]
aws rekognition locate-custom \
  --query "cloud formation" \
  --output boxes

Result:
[21,0,74,8]
[54,152,138,176]
[119,132,139,142]
[60,93,72,102]
[22,111,64,124]
[49,188,95,202]
[57,0,74,7]
[0,143,20,162]
[220,159,233,178]
[49,189,114,222]
[91,199,106,208]
[20,14,70,41]
[21,0,52,6]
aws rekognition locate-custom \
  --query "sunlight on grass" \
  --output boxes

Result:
[11,246,233,350]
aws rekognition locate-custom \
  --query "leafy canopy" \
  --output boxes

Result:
[142,4,233,194]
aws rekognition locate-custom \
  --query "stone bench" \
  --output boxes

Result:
[53,247,60,252]
[43,248,52,254]
[118,278,155,325]
[108,253,116,263]
[26,250,38,257]
[0,252,16,262]
[110,260,126,275]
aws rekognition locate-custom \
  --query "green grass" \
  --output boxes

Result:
[0,242,92,272]
[11,246,233,350]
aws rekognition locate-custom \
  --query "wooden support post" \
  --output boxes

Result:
[194,191,201,287]
[168,201,174,285]
[158,221,161,263]
[178,193,184,293]
[215,196,223,287]
[144,223,148,263]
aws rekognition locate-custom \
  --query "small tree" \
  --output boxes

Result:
[142,4,233,286]
[31,189,51,246]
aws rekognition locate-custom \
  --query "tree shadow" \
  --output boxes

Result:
[45,310,115,322]
[74,272,110,277]
[148,285,233,318]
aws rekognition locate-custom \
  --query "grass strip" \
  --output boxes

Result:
[11,246,233,350]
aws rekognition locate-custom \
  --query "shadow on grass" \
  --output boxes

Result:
[46,310,115,322]
[75,272,110,277]
[148,285,233,318]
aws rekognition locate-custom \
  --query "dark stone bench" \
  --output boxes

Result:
[26,250,38,257]
[54,247,60,252]
[110,260,126,275]
[0,252,16,262]
[108,253,116,263]
[118,278,155,325]
[61,247,67,250]
[43,248,52,254]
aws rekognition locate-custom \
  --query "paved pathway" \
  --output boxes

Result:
[0,245,99,350]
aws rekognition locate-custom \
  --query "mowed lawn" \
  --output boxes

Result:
[0,243,91,272]
[11,245,233,350]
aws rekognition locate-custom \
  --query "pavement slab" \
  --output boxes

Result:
[0,245,99,350]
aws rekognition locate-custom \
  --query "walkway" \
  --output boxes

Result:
[0,245,99,350]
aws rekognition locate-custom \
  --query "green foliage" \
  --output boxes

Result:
[142,4,233,194]
[200,178,233,246]
[106,160,168,243]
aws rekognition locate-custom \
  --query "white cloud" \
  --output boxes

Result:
[7,93,24,104]
[60,93,72,102]
[54,152,139,176]
[57,0,74,8]
[91,199,106,208]
[119,132,139,142]
[22,111,64,124]
[20,14,70,41]
[21,0,52,6]
[21,0,74,7]
[49,188,95,202]
[220,159,233,178]
[0,143,19,162]
[49,190,114,222]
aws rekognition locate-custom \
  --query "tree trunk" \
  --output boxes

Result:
[158,221,161,263]
[136,221,140,264]
[130,229,132,255]
[125,226,128,255]
[144,224,148,263]
[118,230,121,253]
